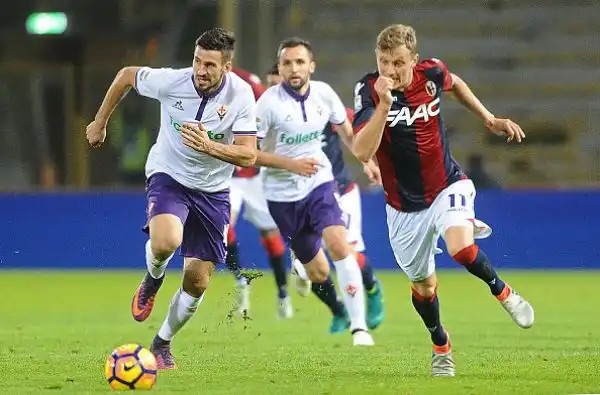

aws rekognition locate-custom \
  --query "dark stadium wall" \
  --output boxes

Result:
[0,190,598,270]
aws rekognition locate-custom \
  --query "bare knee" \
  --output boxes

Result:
[149,214,183,259]
[412,274,438,299]
[151,235,181,258]
[323,226,351,261]
[306,265,329,283]
[182,259,214,298]
[305,250,330,283]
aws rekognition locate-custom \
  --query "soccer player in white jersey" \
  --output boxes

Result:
[255,37,374,346]
[85,28,258,369]
[265,64,385,332]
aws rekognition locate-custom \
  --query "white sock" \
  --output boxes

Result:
[292,258,309,281]
[333,254,367,332]
[158,288,204,341]
[145,239,174,279]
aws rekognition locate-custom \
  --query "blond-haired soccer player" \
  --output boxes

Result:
[352,24,534,376]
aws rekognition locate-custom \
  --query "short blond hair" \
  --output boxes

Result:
[376,24,417,53]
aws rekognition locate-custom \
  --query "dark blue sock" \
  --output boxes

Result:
[269,254,288,298]
[311,276,345,317]
[226,241,244,281]
[357,252,377,291]
[454,245,505,296]
[411,289,447,346]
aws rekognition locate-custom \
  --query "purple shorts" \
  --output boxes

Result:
[143,173,230,264]
[267,181,344,264]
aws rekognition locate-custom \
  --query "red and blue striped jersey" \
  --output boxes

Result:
[353,58,466,212]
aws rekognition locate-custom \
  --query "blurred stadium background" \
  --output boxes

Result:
[0,0,598,269]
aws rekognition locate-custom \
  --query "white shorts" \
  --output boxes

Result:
[230,176,277,230]
[336,185,365,252]
[386,179,492,282]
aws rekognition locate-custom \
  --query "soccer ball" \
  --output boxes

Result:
[105,344,157,391]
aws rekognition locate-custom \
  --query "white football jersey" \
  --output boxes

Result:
[135,67,257,192]
[256,81,347,202]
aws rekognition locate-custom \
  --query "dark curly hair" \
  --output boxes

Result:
[195,28,235,61]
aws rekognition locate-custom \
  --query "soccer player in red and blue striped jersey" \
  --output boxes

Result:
[352,24,533,377]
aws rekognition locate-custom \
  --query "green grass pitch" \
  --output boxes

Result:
[1,270,599,394]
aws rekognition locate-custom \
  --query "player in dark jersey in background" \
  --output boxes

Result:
[266,64,385,332]
[352,24,533,377]
[229,68,290,319]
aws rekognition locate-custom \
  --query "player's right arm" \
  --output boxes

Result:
[86,66,176,148]
[254,93,321,177]
[94,67,140,126]
[85,67,139,147]
[352,75,394,162]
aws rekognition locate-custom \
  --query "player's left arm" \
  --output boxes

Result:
[447,68,526,143]
[327,86,382,184]
[326,84,360,152]
[181,122,257,167]
[332,120,354,151]
[332,109,382,185]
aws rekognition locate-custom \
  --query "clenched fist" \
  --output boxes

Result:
[86,120,107,148]
[374,76,394,106]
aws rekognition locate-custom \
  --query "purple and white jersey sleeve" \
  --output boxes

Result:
[255,93,273,141]
[135,67,178,100]
[323,83,348,125]
[232,86,258,136]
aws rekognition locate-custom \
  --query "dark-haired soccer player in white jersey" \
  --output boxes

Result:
[86,28,258,369]
[255,38,376,346]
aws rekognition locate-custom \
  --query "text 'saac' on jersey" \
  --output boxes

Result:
[352,58,466,213]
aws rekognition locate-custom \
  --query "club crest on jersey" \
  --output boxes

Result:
[387,97,440,127]
[426,80,437,97]
[316,106,323,116]
[217,104,228,120]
